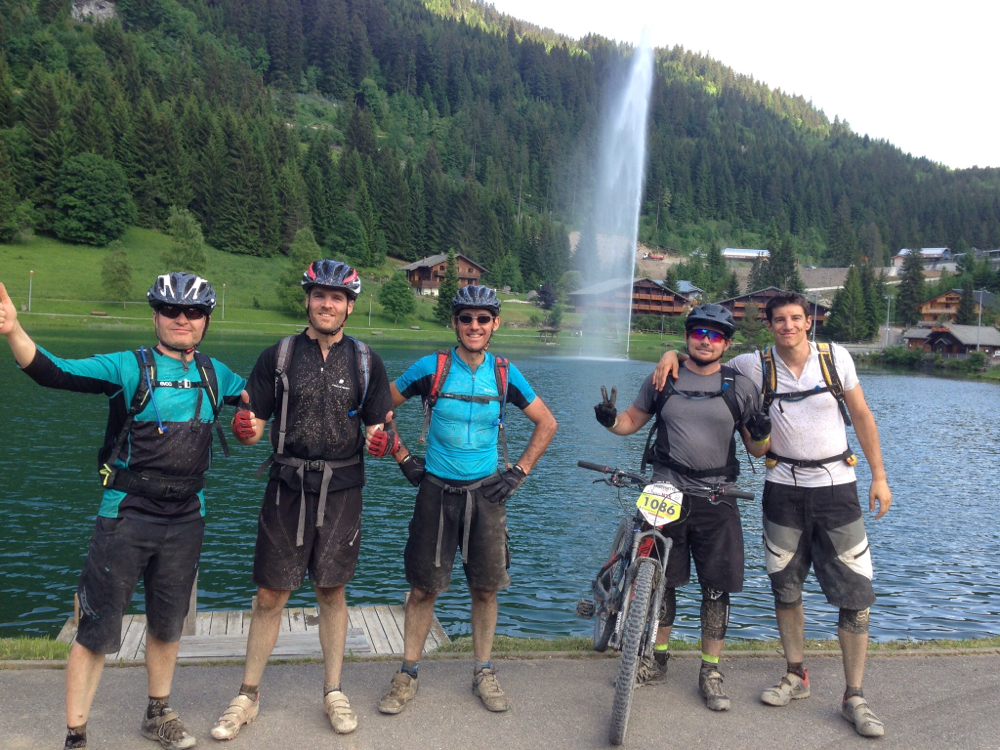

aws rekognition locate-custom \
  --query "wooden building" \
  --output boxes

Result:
[716,287,830,330]
[892,247,952,269]
[567,277,690,317]
[916,289,996,323]
[400,253,488,296]
[901,323,1000,356]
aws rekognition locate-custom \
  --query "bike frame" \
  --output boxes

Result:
[605,521,673,653]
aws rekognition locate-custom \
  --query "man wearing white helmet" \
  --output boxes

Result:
[212,260,393,739]
[0,273,246,750]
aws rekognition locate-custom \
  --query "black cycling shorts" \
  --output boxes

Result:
[404,474,511,594]
[661,493,745,593]
[253,480,362,591]
[76,515,204,654]
[762,480,876,610]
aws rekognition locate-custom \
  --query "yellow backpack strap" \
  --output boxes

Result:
[816,342,852,426]
[760,347,777,414]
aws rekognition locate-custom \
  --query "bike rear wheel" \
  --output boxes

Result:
[609,558,656,746]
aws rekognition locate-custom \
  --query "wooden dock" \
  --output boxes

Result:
[56,605,449,665]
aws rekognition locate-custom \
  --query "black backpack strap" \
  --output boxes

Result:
[194,350,230,458]
[348,336,371,418]
[641,378,672,474]
[100,347,153,487]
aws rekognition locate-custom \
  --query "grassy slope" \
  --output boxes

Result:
[0,232,687,358]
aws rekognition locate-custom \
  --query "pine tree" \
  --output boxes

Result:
[101,240,133,308]
[896,248,926,326]
[278,227,322,313]
[434,248,459,326]
[664,265,680,292]
[956,279,976,325]
[162,207,208,274]
[769,233,804,292]
[724,272,741,299]
[748,254,766,293]
[826,266,867,341]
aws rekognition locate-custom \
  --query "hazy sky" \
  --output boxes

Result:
[487,0,998,170]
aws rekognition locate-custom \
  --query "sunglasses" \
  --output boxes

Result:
[687,328,726,343]
[457,313,494,326]
[157,306,206,321]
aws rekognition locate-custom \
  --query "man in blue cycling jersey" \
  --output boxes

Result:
[0,273,246,750]
[367,285,556,715]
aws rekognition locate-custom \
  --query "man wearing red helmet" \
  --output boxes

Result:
[0,273,246,750]
[212,260,392,739]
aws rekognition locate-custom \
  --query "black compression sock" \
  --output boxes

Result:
[239,683,259,701]
[323,683,341,695]
[844,685,864,700]
[65,723,87,750]
[147,695,170,720]
[787,662,807,680]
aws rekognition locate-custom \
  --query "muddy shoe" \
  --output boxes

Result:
[211,693,259,741]
[324,690,358,734]
[472,667,510,712]
[698,668,731,711]
[635,654,668,688]
[761,671,810,706]
[141,708,197,749]
[842,696,885,738]
[379,672,418,714]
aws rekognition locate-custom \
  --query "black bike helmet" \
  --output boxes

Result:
[686,303,736,339]
[451,284,501,316]
[147,273,217,314]
[301,260,361,299]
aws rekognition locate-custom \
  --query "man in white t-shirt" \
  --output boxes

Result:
[654,291,891,738]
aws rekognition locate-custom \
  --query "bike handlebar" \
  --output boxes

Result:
[578,460,756,500]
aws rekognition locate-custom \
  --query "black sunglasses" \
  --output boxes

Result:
[158,306,206,321]
[457,313,494,325]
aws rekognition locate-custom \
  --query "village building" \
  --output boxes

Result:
[901,323,1000,357]
[400,253,488,296]
[673,280,704,301]
[891,247,953,269]
[721,248,770,264]
[715,286,831,330]
[917,289,997,323]
[567,277,690,317]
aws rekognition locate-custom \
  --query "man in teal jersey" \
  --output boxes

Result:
[0,273,246,750]
[367,285,556,715]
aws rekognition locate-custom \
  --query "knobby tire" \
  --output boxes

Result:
[609,559,656,746]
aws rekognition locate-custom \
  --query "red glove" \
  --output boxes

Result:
[367,425,400,457]
[231,391,256,439]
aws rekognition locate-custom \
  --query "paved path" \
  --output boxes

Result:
[2,652,998,749]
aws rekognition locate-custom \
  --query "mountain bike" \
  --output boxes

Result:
[574,460,754,746]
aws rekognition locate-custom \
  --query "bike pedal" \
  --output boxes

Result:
[576,599,595,618]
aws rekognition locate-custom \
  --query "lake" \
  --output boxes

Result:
[1,329,999,642]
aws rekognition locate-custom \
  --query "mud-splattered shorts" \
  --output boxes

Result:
[253,480,362,591]
[661,492,745,593]
[76,515,203,654]
[762,480,876,610]
[404,473,511,594]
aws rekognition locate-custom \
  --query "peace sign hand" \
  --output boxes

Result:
[594,385,618,428]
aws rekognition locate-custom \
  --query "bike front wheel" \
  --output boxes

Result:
[609,558,656,746]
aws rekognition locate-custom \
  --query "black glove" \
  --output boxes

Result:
[745,412,771,443]
[399,454,426,487]
[482,464,527,504]
[594,385,617,428]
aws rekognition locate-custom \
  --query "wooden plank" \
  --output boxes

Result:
[209,611,228,636]
[277,607,291,633]
[56,617,78,645]
[347,607,371,648]
[194,611,213,636]
[374,605,404,654]
[360,606,391,655]
[303,606,319,630]
[344,627,369,656]
[182,571,197,636]
[242,609,253,635]
[288,607,306,633]
[120,615,147,661]
[226,610,243,636]
[428,613,450,648]
[176,629,372,660]
[106,614,134,663]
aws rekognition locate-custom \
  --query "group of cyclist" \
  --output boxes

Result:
[0,262,889,748]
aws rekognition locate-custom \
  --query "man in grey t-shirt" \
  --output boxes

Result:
[593,304,769,712]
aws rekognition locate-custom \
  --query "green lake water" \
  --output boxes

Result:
[1,329,999,642]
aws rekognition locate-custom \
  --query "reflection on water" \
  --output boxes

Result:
[2,332,999,643]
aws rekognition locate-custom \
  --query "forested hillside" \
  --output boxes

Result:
[2,0,1000,295]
